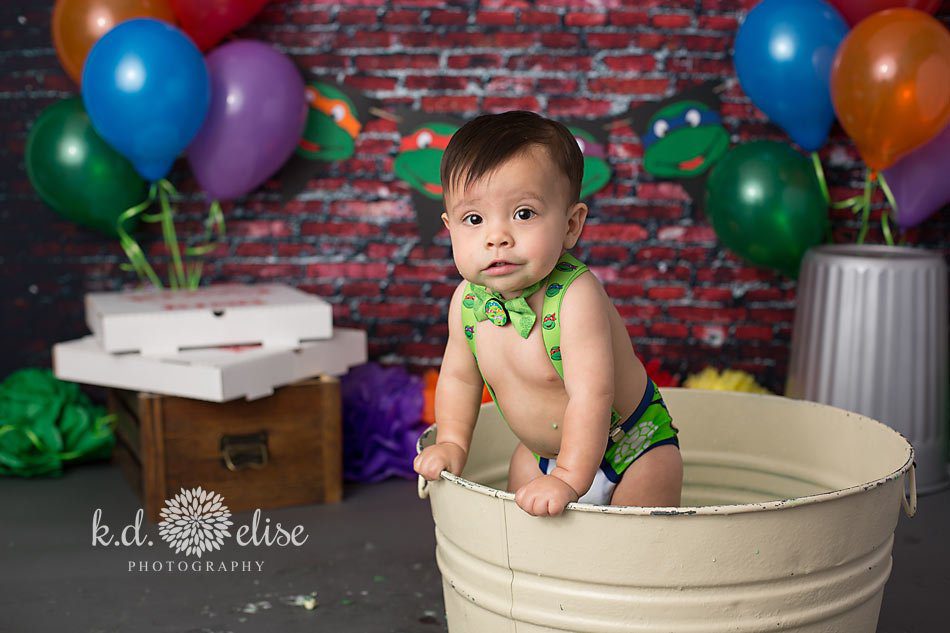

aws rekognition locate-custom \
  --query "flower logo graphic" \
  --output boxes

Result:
[158,487,233,558]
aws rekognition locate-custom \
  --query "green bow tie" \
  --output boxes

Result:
[470,280,544,338]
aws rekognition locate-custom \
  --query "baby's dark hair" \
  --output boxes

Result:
[440,110,584,204]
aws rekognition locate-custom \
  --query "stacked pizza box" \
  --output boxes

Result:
[53,283,367,402]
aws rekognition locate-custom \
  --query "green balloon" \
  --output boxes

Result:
[704,141,828,278]
[25,98,147,238]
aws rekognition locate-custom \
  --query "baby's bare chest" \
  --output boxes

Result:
[474,320,563,390]
[473,289,562,389]
[474,319,569,455]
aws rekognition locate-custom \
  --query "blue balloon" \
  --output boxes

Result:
[81,18,210,181]
[734,0,849,152]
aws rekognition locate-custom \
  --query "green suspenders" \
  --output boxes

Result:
[460,252,625,428]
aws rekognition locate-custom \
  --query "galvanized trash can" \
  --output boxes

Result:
[418,389,916,633]
[786,244,949,493]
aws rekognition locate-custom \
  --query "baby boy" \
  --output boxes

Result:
[413,111,682,516]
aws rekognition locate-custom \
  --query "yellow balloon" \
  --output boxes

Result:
[831,8,950,171]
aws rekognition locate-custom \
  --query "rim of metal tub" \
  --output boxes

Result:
[416,389,917,518]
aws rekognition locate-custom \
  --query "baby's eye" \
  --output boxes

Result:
[514,208,535,221]
[462,214,483,226]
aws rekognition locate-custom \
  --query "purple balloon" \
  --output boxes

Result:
[187,41,306,200]
[883,123,950,229]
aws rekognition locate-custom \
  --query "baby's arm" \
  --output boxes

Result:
[518,272,613,513]
[413,281,485,480]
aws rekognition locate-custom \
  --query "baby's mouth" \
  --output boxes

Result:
[483,260,521,275]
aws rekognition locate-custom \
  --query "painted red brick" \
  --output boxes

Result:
[651,13,693,29]
[565,12,607,27]
[693,286,734,302]
[509,55,593,72]
[483,96,542,112]
[736,325,774,341]
[336,9,379,26]
[588,77,668,95]
[541,32,581,48]
[475,11,517,26]
[307,262,389,279]
[378,10,417,25]
[582,223,648,242]
[601,55,657,73]
[667,306,748,324]
[521,10,560,26]
[651,322,689,338]
[428,10,468,26]
[587,33,634,49]
[234,243,274,257]
[647,286,687,301]
[608,11,650,27]
[447,54,504,69]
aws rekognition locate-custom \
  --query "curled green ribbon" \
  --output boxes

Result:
[114,179,227,290]
[116,183,162,287]
[877,173,898,247]
[857,169,873,245]
[811,152,830,206]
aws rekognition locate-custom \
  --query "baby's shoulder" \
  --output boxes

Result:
[556,269,610,324]
[558,268,607,305]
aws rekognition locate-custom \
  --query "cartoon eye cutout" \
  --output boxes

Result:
[331,103,346,123]
[653,119,669,138]
[305,86,319,104]
[417,131,433,149]
[685,109,701,127]
[574,136,586,153]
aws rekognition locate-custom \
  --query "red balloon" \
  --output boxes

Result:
[828,0,941,26]
[170,0,269,51]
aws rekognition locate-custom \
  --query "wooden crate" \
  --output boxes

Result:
[108,375,342,522]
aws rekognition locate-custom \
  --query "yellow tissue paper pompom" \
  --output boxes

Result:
[683,367,771,394]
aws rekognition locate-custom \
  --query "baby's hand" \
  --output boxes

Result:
[414,442,467,481]
[515,475,580,517]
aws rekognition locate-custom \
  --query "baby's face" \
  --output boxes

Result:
[441,145,586,298]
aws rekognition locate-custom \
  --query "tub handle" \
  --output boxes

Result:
[901,461,917,518]
[418,474,429,500]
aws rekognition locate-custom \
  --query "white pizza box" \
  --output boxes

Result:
[85,283,333,355]
[52,328,367,402]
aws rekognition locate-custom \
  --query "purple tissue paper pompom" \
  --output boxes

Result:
[340,362,427,483]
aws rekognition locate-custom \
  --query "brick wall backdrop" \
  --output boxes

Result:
[2,0,948,395]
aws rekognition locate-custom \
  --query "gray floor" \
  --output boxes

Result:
[0,462,947,633]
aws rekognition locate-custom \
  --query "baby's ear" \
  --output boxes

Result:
[564,202,588,248]
[441,212,449,228]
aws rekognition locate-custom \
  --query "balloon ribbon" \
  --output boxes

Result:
[828,168,896,247]
[115,179,227,289]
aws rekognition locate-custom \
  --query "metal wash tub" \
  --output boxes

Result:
[417,388,917,633]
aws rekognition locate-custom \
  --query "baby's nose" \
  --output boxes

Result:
[485,227,512,248]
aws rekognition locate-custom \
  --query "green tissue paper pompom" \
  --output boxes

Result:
[0,368,115,477]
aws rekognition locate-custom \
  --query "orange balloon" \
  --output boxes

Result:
[52,0,176,85]
[831,8,950,171]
